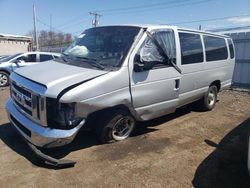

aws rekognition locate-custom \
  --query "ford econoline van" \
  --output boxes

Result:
[5,25,235,165]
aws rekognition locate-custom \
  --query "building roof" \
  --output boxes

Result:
[0,33,32,41]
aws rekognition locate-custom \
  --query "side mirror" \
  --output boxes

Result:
[12,59,22,64]
[134,62,144,72]
[134,54,154,72]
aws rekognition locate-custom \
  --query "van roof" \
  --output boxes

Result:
[94,24,230,38]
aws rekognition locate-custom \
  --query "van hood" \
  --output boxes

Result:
[14,60,108,97]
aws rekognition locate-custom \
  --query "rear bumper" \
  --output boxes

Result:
[5,99,85,148]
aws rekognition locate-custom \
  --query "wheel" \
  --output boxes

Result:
[95,110,135,143]
[0,71,9,87]
[201,85,218,111]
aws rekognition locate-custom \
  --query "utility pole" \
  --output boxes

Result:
[89,12,102,27]
[33,4,39,51]
[50,14,52,51]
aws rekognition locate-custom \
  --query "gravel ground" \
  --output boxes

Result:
[0,87,250,188]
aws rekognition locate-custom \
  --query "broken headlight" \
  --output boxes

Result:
[47,98,83,129]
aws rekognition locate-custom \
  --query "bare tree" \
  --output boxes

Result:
[27,30,73,52]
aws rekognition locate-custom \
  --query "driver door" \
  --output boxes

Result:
[129,29,181,120]
[11,53,38,71]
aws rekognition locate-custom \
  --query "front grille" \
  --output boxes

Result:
[10,115,31,137]
[11,82,33,117]
[14,100,32,116]
[10,81,47,126]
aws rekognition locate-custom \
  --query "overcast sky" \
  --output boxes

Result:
[0,0,250,36]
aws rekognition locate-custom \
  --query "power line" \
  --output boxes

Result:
[55,13,89,28]
[37,18,83,36]
[95,0,189,13]
[58,18,91,29]
[53,0,188,29]
[37,18,63,33]
[43,0,211,31]
[207,25,250,32]
[167,14,250,25]
[103,0,214,16]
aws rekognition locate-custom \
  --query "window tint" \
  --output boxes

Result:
[40,54,53,62]
[26,54,37,62]
[179,33,203,65]
[204,36,228,61]
[135,30,176,70]
[227,39,235,59]
[17,54,36,62]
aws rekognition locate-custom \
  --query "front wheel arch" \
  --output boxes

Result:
[85,104,136,127]
[84,105,136,143]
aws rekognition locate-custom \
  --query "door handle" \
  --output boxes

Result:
[174,79,180,90]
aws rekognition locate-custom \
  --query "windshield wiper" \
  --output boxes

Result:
[75,56,105,70]
[54,54,68,63]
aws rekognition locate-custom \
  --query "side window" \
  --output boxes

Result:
[179,32,204,65]
[203,36,228,61]
[17,54,37,62]
[135,30,176,70]
[227,39,235,59]
[40,54,53,62]
[16,55,26,61]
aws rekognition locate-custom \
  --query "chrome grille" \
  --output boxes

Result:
[10,81,47,126]
[11,82,33,116]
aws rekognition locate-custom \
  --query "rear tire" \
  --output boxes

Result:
[95,110,135,143]
[200,85,218,111]
[0,71,9,87]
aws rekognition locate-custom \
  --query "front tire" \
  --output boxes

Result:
[95,110,135,143]
[201,85,218,111]
[0,71,9,87]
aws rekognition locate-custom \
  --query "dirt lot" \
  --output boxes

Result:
[0,87,250,188]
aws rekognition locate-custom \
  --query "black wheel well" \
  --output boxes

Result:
[210,80,221,92]
[84,105,133,128]
[0,70,10,75]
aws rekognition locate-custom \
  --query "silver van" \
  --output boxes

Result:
[5,25,235,165]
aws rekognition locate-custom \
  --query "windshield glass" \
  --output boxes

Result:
[0,53,21,62]
[62,26,140,69]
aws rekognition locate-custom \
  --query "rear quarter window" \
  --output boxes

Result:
[179,32,204,65]
[203,36,228,61]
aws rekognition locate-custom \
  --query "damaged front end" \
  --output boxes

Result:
[46,98,85,130]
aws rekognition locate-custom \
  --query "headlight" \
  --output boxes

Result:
[47,98,83,129]
[56,103,83,127]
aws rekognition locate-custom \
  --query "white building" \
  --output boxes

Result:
[0,34,32,56]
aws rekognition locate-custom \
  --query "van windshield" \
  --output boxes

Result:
[62,26,140,69]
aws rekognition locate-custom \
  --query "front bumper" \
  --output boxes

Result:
[5,99,85,148]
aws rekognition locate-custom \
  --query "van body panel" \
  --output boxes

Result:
[59,67,133,118]
[130,67,181,120]
[14,61,108,98]
[5,25,236,148]
[128,27,182,120]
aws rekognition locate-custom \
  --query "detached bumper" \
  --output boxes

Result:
[5,99,85,148]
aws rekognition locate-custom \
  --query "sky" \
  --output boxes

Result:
[0,0,250,36]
